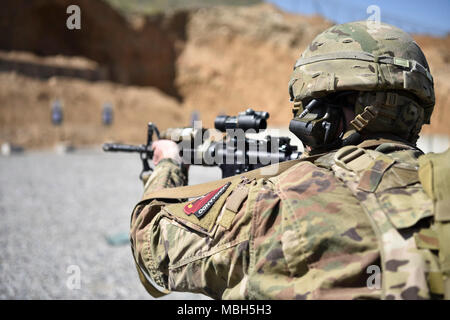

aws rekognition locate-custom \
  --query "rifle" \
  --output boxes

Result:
[102,109,301,179]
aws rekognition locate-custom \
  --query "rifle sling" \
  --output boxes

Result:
[139,154,323,203]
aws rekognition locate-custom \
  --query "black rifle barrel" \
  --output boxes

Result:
[102,143,149,153]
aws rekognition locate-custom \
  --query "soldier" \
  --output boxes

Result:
[130,21,449,300]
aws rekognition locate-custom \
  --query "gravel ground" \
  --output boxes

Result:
[0,147,221,300]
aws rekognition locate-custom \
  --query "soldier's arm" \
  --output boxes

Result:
[130,140,188,296]
[141,140,186,193]
[130,175,265,299]
[142,158,187,193]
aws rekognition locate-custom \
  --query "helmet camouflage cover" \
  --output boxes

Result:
[289,21,435,142]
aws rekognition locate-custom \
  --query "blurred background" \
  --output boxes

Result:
[0,0,448,299]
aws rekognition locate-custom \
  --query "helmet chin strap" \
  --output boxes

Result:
[335,104,380,148]
[331,104,380,149]
[337,104,379,148]
[350,105,379,132]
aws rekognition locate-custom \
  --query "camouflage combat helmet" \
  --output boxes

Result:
[288,21,435,143]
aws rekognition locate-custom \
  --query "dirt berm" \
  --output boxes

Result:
[0,1,448,148]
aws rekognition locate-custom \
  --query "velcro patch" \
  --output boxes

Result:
[183,182,231,219]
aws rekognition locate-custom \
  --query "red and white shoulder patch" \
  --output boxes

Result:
[183,182,231,219]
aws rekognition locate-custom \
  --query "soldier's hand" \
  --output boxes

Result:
[152,140,181,166]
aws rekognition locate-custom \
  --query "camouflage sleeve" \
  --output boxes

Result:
[142,158,187,193]
[130,175,264,299]
[130,158,188,296]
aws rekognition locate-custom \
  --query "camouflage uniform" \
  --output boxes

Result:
[131,141,444,299]
[130,21,448,300]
